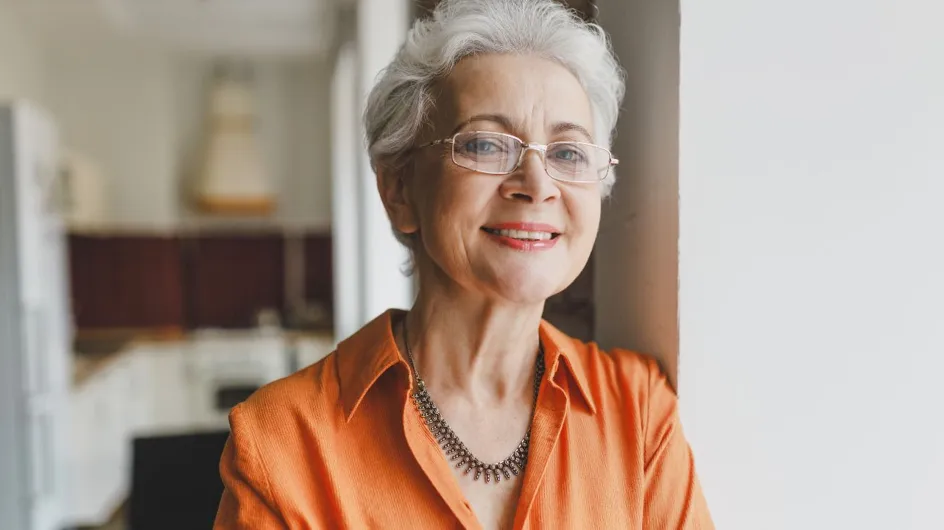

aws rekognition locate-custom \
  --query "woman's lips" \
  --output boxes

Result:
[480,223,561,251]
[484,222,562,233]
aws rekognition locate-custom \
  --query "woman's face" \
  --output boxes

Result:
[389,53,603,305]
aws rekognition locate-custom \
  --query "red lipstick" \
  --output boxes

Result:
[480,222,562,251]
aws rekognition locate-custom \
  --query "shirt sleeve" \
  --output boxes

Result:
[641,357,715,530]
[214,407,288,530]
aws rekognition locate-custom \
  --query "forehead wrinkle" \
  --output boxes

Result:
[437,54,594,143]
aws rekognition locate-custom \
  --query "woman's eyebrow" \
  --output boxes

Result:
[449,115,593,143]
[450,113,515,135]
[551,121,593,142]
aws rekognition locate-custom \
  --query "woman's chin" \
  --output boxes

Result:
[478,268,567,306]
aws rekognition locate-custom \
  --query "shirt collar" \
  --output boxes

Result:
[337,310,597,421]
[538,319,597,414]
[337,310,407,422]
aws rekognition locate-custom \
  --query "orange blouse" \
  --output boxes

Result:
[214,310,713,529]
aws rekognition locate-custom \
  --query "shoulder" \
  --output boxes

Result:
[608,347,673,400]
[230,309,399,437]
[598,345,664,389]
[567,337,669,397]
[564,336,678,429]
[603,347,677,425]
[218,354,350,520]
[227,352,344,443]
[570,342,680,462]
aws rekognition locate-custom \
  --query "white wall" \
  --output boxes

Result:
[43,42,333,230]
[678,1,944,529]
[328,0,415,342]
[0,3,46,105]
[45,43,178,228]
[331,41,362,342]
[174,57,333,230]
[351,0,414,323]
[280,61,333,229]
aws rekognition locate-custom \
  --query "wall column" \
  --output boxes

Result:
[593,0,681,385]
[332,0,414,341]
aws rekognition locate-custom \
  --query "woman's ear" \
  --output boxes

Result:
[376,160,419,236]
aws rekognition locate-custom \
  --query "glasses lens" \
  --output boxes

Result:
[452,132,521,174]
[545,142,611,182]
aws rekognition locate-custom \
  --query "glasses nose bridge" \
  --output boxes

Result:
[514,142,549,170]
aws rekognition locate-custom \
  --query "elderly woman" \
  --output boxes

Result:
[214,0,712,528]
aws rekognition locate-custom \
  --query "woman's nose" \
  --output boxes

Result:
[499,148,562,203]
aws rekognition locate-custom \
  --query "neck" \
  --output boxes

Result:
[402,286,545,404]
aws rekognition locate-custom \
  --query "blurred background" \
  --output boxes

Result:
[3,0,943,529]
[0,1,601,529]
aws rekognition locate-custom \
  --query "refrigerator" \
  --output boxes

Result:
[0,101,72,530]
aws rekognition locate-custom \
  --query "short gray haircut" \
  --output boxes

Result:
[364,0,626,195]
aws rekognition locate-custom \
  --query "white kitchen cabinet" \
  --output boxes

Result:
[184,331,290,430]
[66,377,94,525]
[64,329,319,527]
[66,345,180,526]
[132,343,195,434]
[65,356,134,526]
[293,334,336,368]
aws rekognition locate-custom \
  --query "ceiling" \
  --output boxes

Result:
[12,0,339,58]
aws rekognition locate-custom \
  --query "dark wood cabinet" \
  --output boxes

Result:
[69,231,333,334]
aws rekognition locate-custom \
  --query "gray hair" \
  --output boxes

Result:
[364,0,626,195]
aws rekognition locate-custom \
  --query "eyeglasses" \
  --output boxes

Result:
[416,131,619,183]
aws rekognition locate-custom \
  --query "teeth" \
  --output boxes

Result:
[487,228,554,241]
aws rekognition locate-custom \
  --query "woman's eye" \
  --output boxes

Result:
[464,140,501,153]
[553,148,585,162]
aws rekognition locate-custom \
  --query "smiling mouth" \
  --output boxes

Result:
[481,227,561,241]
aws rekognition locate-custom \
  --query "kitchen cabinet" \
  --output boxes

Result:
[184,331,289,430]
[63,330,334,527]
[66,358,132,526]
